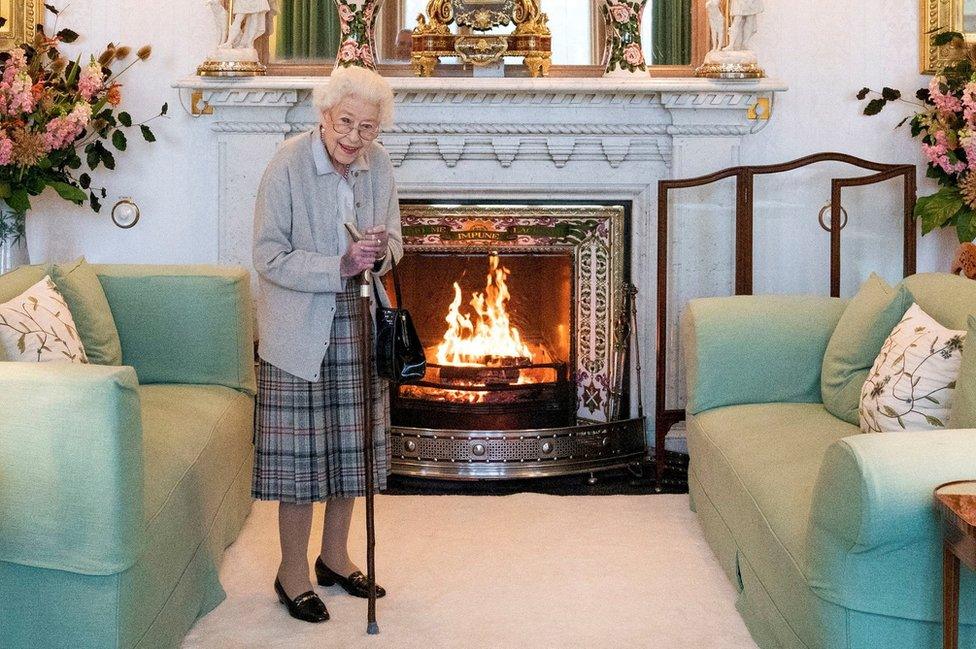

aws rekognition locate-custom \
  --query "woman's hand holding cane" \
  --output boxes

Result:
[340,239,384,277]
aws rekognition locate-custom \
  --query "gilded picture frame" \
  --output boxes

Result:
[921,0,976,74]
[0,0,41,51]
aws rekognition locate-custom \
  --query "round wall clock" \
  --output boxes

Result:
[111,198,140,229]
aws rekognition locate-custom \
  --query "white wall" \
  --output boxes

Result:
[27,0,957,275]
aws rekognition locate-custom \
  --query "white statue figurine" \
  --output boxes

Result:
[695,0,764,77]
[220,0,274,50]
[705,0,724,52]
[198,0,277,75]
[723,0,763,52]
[206,0,229,45]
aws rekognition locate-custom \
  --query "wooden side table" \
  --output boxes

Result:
[935,480,976,649]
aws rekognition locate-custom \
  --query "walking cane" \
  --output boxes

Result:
[345,223,380,635]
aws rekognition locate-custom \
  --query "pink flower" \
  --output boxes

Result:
[338,40,359,62]
[363,4,375,24]
[963,82,976,125]
[623,43,644,67]
[929,75,963,116]
[7,71,34,114]
[962,131,976,171]
[0,132,13,166]
[3,48,26,85]
[609,3,632,23]
[78,62,103,102]
[921,130,967,176]
[359,45,374,67]
[337,3,355,23]
[42,102,92,152]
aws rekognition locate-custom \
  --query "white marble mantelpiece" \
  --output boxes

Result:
[173,74,787,436]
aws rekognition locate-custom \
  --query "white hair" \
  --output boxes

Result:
[312,66,395,129]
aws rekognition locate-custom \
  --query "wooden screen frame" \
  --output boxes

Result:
[654,153,918,481]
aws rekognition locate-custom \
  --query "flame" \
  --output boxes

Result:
[436,253,533,366]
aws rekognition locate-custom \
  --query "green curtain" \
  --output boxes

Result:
[274,0,341,60]
[651,0,691,65]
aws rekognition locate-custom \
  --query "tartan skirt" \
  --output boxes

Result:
[251,280,390,503]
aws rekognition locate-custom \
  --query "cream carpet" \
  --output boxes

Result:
[182,494,758,649]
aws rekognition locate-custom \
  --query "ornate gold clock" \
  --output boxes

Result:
[411,0,551,77]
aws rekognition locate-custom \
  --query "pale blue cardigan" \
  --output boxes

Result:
[252,129,402,381]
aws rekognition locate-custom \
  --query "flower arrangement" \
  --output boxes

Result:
[0,4,166,241]
[858,31,976,243]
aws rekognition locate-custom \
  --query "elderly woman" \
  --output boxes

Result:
[251,65,401,623]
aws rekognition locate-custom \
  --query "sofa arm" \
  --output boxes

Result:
[681,295,847,414]
[0,362,145,575]
[92,264,256,395]
[807,430,976,620]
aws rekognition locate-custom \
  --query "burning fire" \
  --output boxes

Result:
[436,253,533,367]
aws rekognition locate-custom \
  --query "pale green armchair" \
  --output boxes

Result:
[0,264,256,649]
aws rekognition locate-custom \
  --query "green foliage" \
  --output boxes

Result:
[112,130,126,151]
[932,31,963,46]
[957,210,976,242]
[863,98,886,115]
[915,186,964,235]
[881,87,901,101]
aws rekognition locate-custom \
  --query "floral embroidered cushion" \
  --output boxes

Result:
[821,274,913,425]
[0,275,88,363]
[859,303,965,433]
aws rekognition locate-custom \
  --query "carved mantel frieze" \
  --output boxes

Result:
[175,76,786,169]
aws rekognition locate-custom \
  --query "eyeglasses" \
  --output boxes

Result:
[329,113,380,141]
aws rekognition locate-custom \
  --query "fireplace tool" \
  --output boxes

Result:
[344,222,380,635]
[609,283,649,479]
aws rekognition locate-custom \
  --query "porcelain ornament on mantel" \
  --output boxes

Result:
[696,0,764,79]
[333,0,382,70]
[198,0,278,76]
[601,0,649,79]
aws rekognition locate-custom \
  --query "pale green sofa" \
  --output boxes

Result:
[683,273,976,649]
[0,265,256,649]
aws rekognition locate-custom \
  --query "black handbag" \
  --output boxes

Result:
[373,257,426,384]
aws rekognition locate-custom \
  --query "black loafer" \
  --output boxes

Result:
[315,557,386,599]
[274,578,329,622]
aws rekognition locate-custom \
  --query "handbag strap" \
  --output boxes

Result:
[372,249,403,308]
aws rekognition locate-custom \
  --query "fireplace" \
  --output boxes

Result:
[175,74,787,485]
[384,203,647,480]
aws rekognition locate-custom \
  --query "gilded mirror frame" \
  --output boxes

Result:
[921,0,976,73]
[0,0,41,51]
